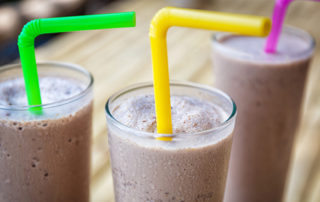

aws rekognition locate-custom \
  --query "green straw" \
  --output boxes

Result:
[18,12,136,113]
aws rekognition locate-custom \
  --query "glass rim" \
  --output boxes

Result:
[212,25,316,63]
[105,81,237,138]
[0,61,94,111]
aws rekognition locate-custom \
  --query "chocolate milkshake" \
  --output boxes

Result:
[212,26,315,202]
[105,82,237,202]
[0,62,93,202]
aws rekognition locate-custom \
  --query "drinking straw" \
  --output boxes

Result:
[265,0,320,53]
[18,12,136,113]
[264,0,292,53]
[150,7,271,141]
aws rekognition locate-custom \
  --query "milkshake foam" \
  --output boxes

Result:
[0,76,85,107]
[113,94,227,134]
[215,27,313,63]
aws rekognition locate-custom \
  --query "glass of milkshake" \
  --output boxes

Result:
[105,81,237,202]
[212,26,315,202]
[0,62,93,202]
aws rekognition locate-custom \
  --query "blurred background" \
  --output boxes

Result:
[0,0,118,65]
[0,0,319,202]
[0,0,213,66]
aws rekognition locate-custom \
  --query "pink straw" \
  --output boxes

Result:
[265,0,320,53]
[264,0,292,53]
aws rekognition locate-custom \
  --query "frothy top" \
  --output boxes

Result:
[214,27,314,63]
[112,95,227,134]
[0,76,85,107]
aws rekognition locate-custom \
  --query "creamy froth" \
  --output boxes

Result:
[0,76,85,107]
[112,95,227,134]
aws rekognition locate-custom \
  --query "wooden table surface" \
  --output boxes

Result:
[35,0,320,201]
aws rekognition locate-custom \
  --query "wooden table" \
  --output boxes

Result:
[35,0,320,201]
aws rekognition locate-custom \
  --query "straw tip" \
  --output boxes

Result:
[264,46,276,54]
[261,18,272,37]
[132,11,136,27]
[29,106,43,115]
[122,11,136,27]
[156,136,173,141]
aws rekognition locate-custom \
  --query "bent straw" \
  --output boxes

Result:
[149,7,271,141]
[265,0,320,53]
[18,12,136,112]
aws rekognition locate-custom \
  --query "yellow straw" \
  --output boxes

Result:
[149,7,271,141]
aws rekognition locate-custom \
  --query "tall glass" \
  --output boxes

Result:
[105,81,237,202]
[0,62,93,202]
[212,26,315,202]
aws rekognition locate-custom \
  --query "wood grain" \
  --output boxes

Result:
[34,0,320,201]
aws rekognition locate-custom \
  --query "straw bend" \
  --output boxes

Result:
[18,19,42,47]
[149,8,171,38]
